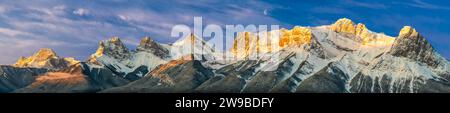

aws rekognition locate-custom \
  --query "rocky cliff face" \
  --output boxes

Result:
[330,18,395,47]
[89,37,131,63]
[389,26,440,67]
[230,27,312,60]
[136,37,170,59]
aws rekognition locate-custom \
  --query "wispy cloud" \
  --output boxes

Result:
[0,28,33,37]
[0,0,284,64]
[0,27,76,64]
[310,7,354,15]
[396,0,450,10]
[73,8,88,16]
[344,0,388,9]
[0,5,7,13]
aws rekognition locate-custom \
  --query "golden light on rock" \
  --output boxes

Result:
[14,56,32,67]
[361,35,396,47]
[64,57,80,66]
[244,32,251,57]
[279,26,312,48]
[231,32,252,59]
[87,41,105,65]
[146,55,193,85]
[330,18,395,47]
[110,36,121,44]
[230,27,312,59]
[331,18,356,34]
[13,48,73,68]
[355,23,370,45]
[34,72,87,85]
[399,26,416,38]
[229,18,402,60]
[93,42,105,57]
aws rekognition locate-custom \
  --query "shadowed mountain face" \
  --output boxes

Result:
[11,63,132,93]
[0,66,48,92]
[102,56,214,93]
[2,18,450,93]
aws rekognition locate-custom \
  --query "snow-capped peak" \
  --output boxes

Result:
[136,37,170,59]
[94,37,130,60]
[170,33,217,61]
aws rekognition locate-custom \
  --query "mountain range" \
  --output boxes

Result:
[1,18,449,93]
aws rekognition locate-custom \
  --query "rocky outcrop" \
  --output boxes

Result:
[330,18,395,46]
[331,18,357,34]
[89,37,131,62]
[13,48,79,70]
[279,26,312,47]
[230,27,313,60]
[388,26,439,67]
[137,37,170,59]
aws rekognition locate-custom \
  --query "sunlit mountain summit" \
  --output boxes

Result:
[1,18,449,93]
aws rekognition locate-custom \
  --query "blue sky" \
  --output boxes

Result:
[0,0,449,64]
